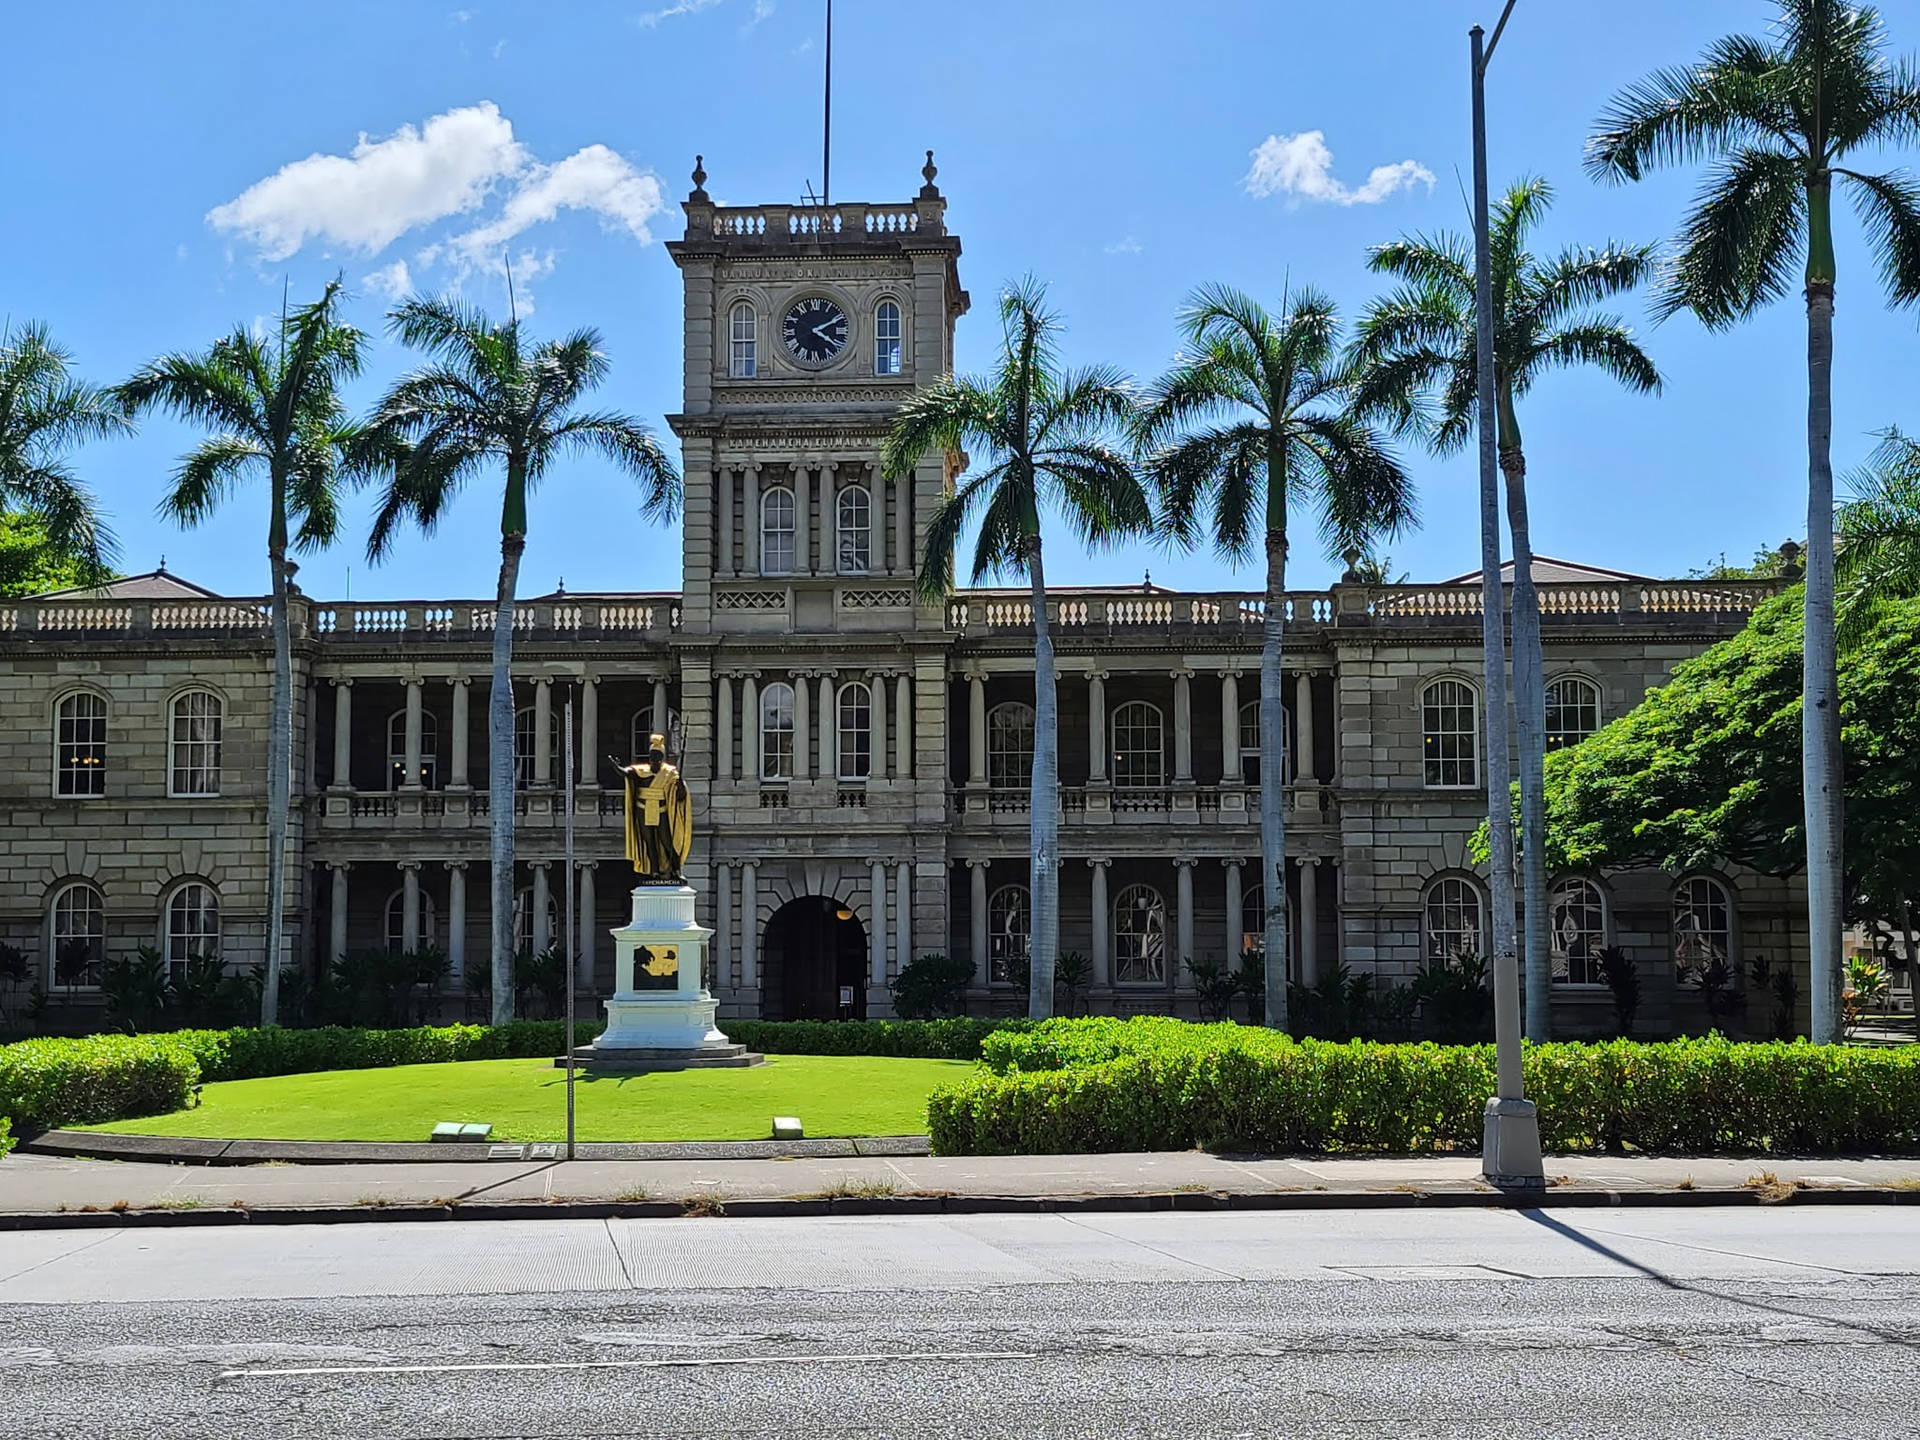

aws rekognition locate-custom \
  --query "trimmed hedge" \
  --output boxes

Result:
[930,1019,1920,1156]
[0,1116,13,1159]
[724,1017,1029,1060]
[0,1034,201,1130]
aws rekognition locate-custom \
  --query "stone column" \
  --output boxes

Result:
[744,465,762,575]
[1224,859,1244,962]
[446,861,466,978]
[1088,858,1111,987]
[1298,857,1320,987]
[652,676,670,744]
[575,860,597,987]
[1295,670,1316,785]
[1172,668,1194,783]
[578,677,598,784]
[403,679,424,790]
[822,464,838,574]
[868,671,888,780]
[716,674,734,780]
[534,678,552,787]
[969,859,989,986]
[894,675,911,779]
[719,468,736,578]
[400,861,421,952]
[874,475,889,575]
[328,861,350,963]
[742,675,760,780]
[1175,858,1195,983]
[792,672,811,781]
[795,465,813,576]
[303,682,318,796]
[741,862,759,988]
[819,674,837,779]
[870,860,889,986]
[449,678,470,789]
[893,478,911,579]
[331,679,352,790]
[715,862,734,989]
[528,861,549,953]
[1220,670,1242,784]
[967,672,987,787]
[894,862,913,975]
[1087,669,1108,782]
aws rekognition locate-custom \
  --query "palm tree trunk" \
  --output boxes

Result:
[1804,278,1843,1043]
[490,532,524,1027]
[261,544,292,1027]
[1499,434,1551,1042]
[1026,537,1059,1020]
[1260,527,1290,1031]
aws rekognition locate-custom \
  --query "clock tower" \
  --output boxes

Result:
[664,152,967,1018]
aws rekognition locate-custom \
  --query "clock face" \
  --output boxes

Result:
[782,297,849,363]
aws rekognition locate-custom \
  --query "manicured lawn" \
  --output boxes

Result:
[76,1055,968,1142]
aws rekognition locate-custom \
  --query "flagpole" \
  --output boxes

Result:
[822,0,833,205]
[564,691,577,1162]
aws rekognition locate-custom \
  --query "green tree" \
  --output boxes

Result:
[883,279,1150,1019]
[1836,426,1920,646]
[0,509,108,596]
[114,280,365,1026]
[1141,285,1415,1029]
[1351,177,1662,1041]
[1530,589,1920,949]
[0,321,129,578]
[1587,0,1920,1041]
[359,296,681,1023]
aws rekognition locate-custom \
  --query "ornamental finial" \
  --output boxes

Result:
[919,148,940,198]
[690,154,709,201]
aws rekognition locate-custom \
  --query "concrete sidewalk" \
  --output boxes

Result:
[2,1147,1915,1228]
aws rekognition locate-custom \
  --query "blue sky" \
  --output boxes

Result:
[6,0,1918,600]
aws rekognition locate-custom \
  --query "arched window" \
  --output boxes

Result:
[513,887,560,956]
[836,484,872,574]
[1113,883,1166,985]
[514,706,561,790]
[54,691,107,797]
[1422,680,1479,788]
[1240,881,1267,962]
[836,681,872,779]
[1238,698,1295,787]
[1424,877,1485,963]
[384,888,440,953]
[1111,701,1164,788]
[987,884,1031,985]
[1672,876,1733,983]
[760,485,796,575]
[759,681,795,780]
[729,300,757,377]
[165,882,219,980]
[50,881,104,989]
[1545,675,1602,751]
[168,690,223,797]
[988,702,1035,789]
[631,706,681,762]
[874,300,903,375]
[1550,876,1607,985]
[385,708,440,790]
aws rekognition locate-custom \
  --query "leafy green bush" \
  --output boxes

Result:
[932,1019,1920,1157]
[890,953,977,1019]
[0,1034,201,1129]
[726,1017,1027,1060]
[0,1114,12,1158]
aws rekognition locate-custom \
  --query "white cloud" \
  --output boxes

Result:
[207,102,526,260]
[448,8,471,23]
[638,0,722,26]
[1104,235,1142,255]
[1244,130,1434,207]
[741,0,774,33]
[449,144,664,267]
[492,37,507,58]
[362,259,413,299]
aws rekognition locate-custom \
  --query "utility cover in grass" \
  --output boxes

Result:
[74,1055,964,1143]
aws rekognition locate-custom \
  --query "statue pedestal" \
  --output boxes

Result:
[571,885,763,1072]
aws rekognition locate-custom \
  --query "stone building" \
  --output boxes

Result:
[0,158,1799,1035]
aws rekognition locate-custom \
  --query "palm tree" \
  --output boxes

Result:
[1587,0,1920,1043]
[0,321,130,579]
[1351,179,1661,1041]
[883,279,1150,1020]
[114,280,365,1026]
[1837,426,1920,646]
[1142,285,1417,1030]
[359,296,681,1024]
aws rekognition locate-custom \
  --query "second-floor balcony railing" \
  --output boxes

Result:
[309,597,680,642]
[959,784,1326,823]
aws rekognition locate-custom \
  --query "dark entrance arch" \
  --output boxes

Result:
[762,896,868,1020]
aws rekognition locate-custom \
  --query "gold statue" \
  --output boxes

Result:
[618,734,692,884]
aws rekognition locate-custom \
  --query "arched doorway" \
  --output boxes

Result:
[762,896,868,1020]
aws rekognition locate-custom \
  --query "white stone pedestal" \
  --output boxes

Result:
[576,885,762,1071]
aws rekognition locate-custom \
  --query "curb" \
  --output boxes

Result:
[15,1131,934,1166]
[2,1184,1913,1232]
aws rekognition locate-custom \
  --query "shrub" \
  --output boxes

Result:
[890,953,977,1019]
[1597,946,1640,1038]
[725,1017,1027,1060]
[0,1114,12,1159]
[0,1034,200,1129]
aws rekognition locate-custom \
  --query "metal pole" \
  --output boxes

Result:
[564,692,577,1162]
[821,0,832,206]
[1473,17,1541,1184]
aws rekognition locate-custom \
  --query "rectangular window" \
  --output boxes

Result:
[837,684,871,780]
[729,304,757,378]
[874,301,903,375]
[170,693,222,796]
[837,485,871,575]
[1422,681,1479,788]
[56,694,107,797]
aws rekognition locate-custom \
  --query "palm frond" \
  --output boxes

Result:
[880,375,1001,478]
[1654,146,1805,326]
[1585,35,1796,182]
[1836,425,1920,647]
[549,410,683,519]
[1839,166,1920,305]
[159,434,263,528]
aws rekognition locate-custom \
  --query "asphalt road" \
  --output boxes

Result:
[2,1207,1916,1438]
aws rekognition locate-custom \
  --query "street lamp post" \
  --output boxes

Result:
[1472,4,1543,1187]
